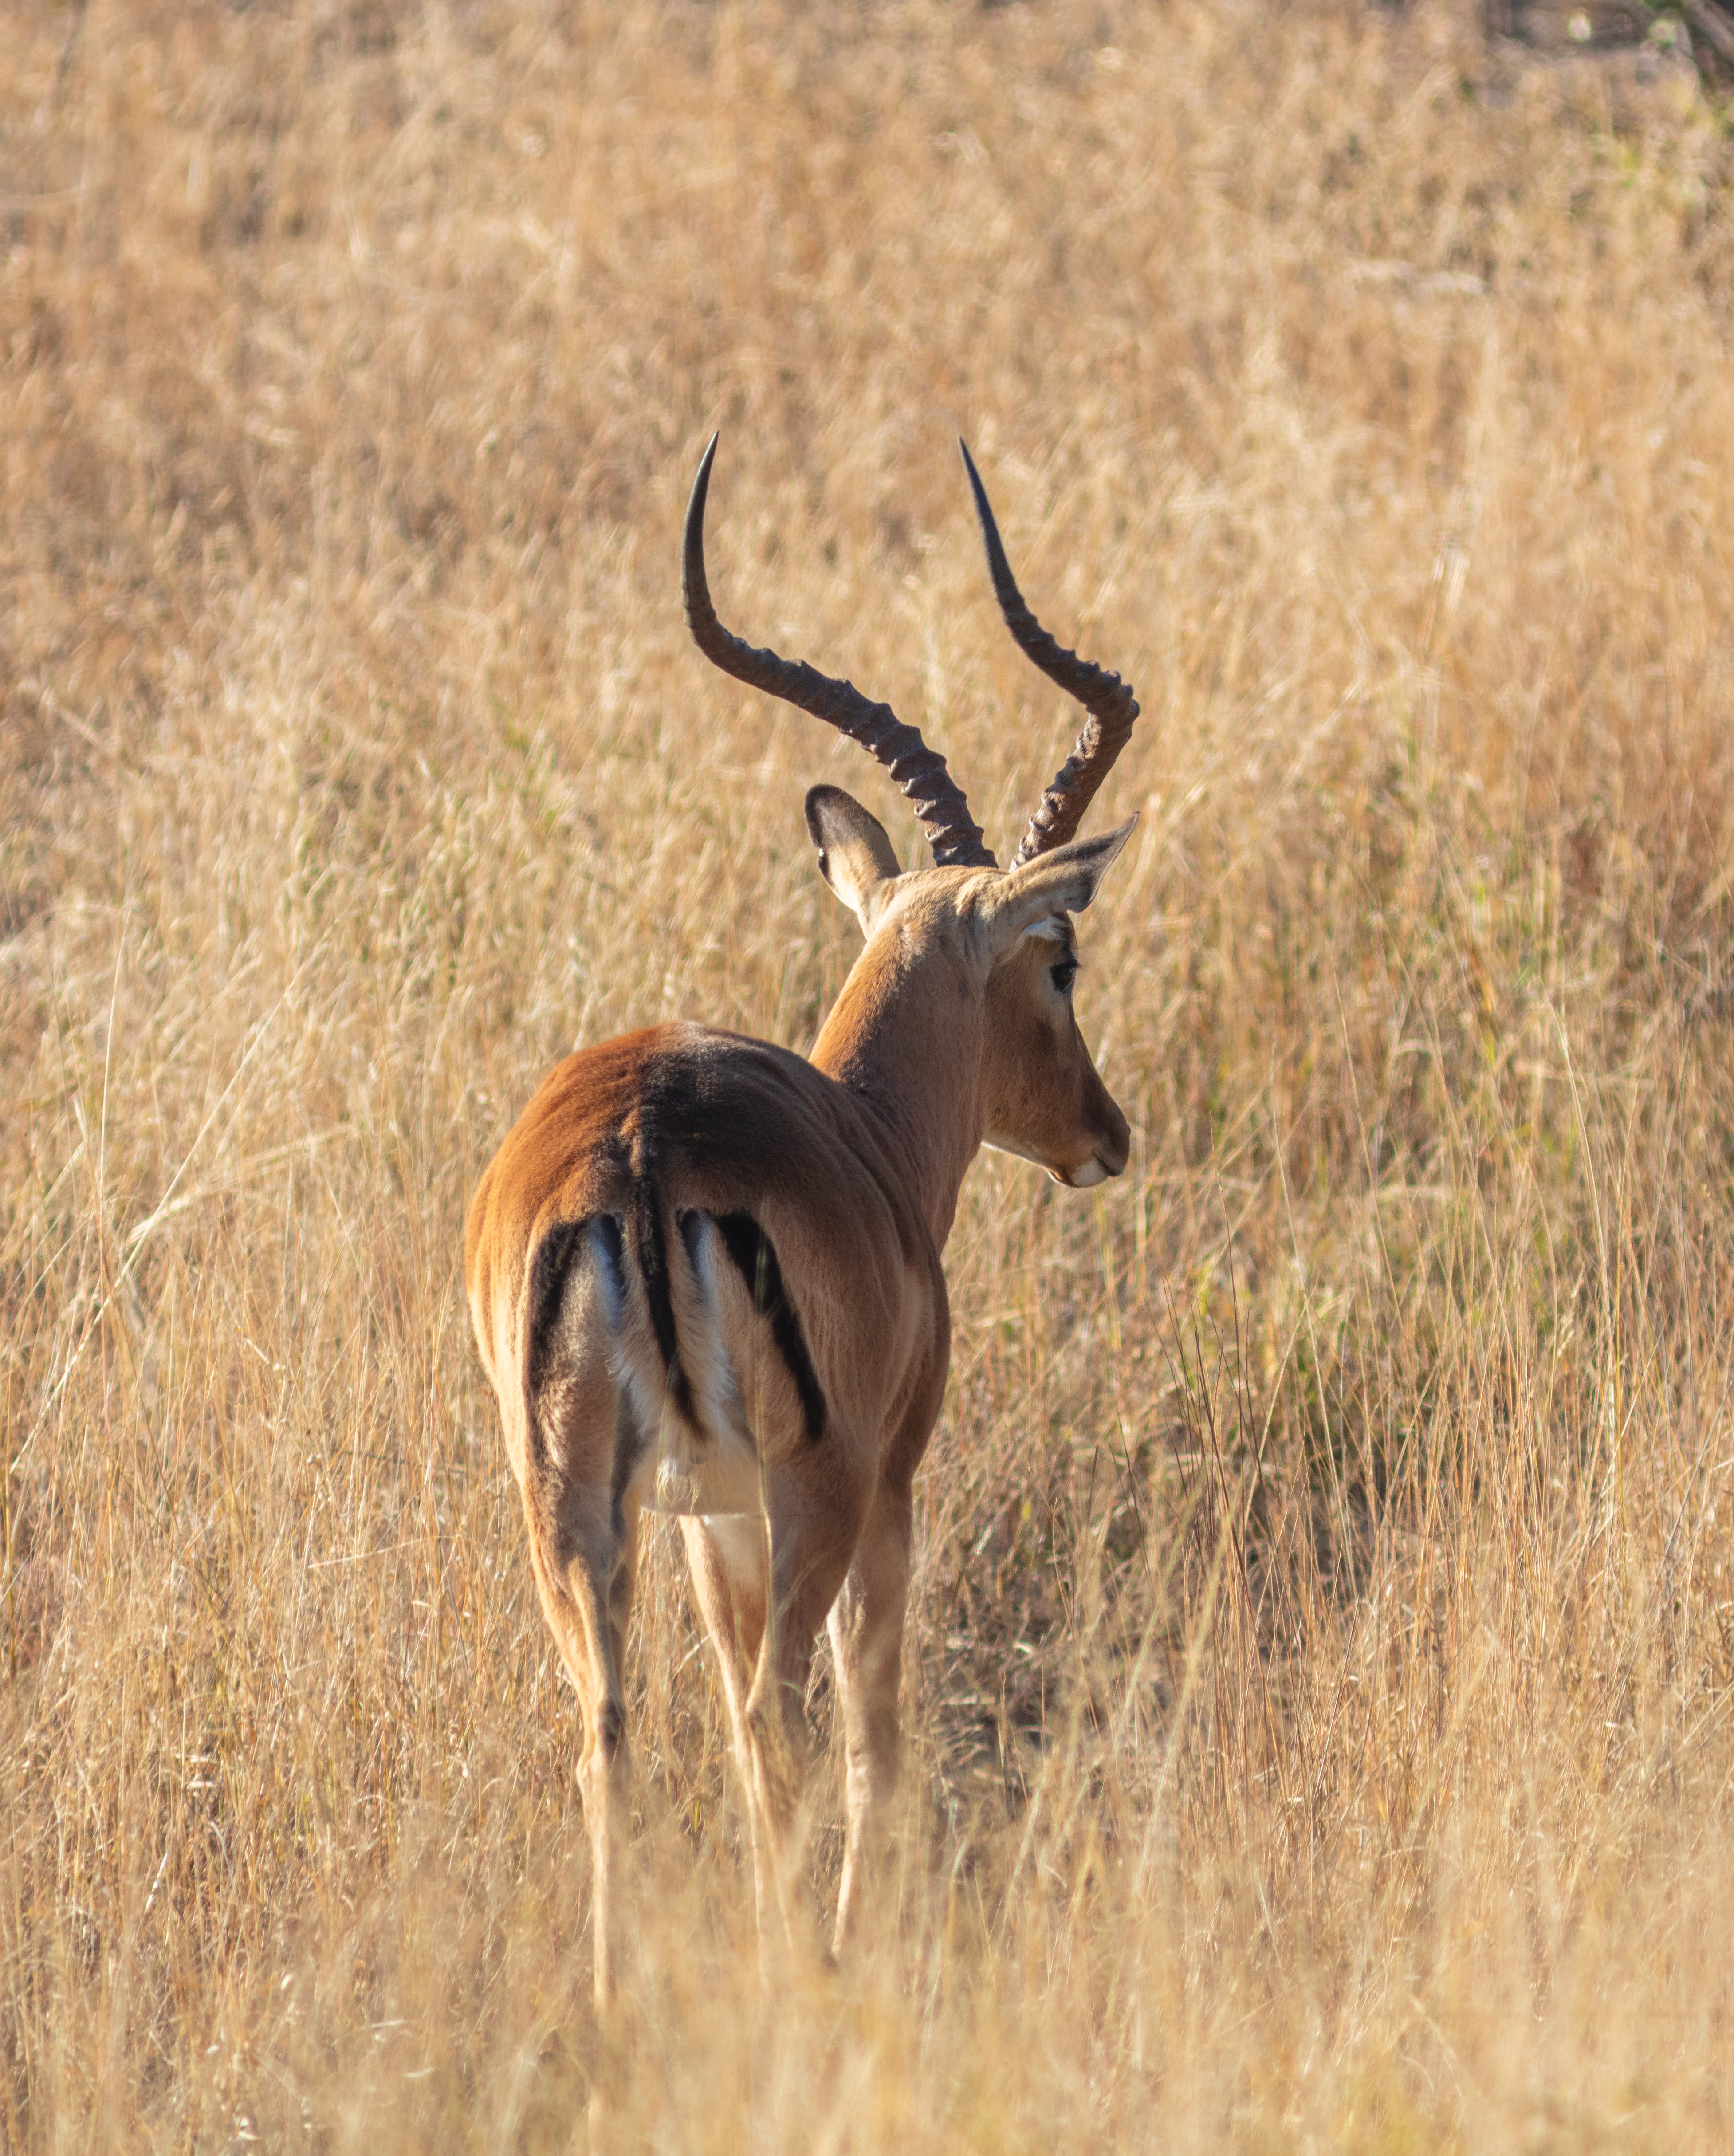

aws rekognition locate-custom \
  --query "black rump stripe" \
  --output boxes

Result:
[524,1216,593,1466]
[712,1211,828,1443]
[527,1219,587,1397]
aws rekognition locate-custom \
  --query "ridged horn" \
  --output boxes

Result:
[959,441,1139,869]
[684,435,996,869]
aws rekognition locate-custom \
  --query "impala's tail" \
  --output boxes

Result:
[622,1174,699,1432]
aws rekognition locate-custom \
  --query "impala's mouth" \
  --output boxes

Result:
[987,1134,1126,1188]
[1054,1153,1116,1189]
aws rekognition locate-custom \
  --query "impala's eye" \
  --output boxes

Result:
[1050,956,1079,995]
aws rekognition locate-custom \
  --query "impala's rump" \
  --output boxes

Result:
[520,1202,823,1520]
[466,1023,919,1521]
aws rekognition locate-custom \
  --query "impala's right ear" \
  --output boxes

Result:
[984,815,1137,950]
[805,784,901,932]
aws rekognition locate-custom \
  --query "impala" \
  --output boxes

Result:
[465,435,1140,2003]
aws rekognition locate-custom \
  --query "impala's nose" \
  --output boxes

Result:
[1096,1097,1131,1179]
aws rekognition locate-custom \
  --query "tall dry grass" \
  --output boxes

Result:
[6,0,1734,2145]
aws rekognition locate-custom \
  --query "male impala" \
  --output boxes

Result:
[466,436,1140,2003]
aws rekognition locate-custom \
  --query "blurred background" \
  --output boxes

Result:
[5,2,1734,2147]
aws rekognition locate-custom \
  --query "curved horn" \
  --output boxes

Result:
[684,435,996,869]
[959,442,1139,869]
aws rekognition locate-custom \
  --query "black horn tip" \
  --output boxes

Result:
[683,432,723,630]
[686,431,720,535]
[958,438,993,527]
[959,441,1021,606]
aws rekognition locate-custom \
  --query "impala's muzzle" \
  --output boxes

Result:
[1053,1091,1131,1188]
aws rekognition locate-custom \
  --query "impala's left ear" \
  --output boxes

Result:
[985,815,1137,950]
[805,784,902,932]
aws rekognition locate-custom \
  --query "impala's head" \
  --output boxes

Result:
[683,434,1140,1190]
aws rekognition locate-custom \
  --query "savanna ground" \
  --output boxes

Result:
[7,0,1734,2146]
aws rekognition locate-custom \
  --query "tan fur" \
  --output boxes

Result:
[466,796,1133,2007]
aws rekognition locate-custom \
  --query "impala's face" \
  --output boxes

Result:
[808,783,1136,1192]
[978,911,1131,1187]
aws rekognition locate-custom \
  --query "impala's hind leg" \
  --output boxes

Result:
[684,1474,865,1962]
[523,1464,639,2004]
[828,1475,913,1955]
[680,1514,775,1934]
[524,1282,645,2009]
[743,1458,873,1955]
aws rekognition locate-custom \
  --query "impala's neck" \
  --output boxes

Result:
[809,921,986,1250]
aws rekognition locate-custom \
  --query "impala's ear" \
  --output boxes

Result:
[985,815,1137,949]
[805,785,902,930]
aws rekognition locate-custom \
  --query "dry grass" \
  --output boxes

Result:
[7,0,1734,2145]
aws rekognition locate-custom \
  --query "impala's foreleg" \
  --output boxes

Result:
[827,1475,914,1955]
